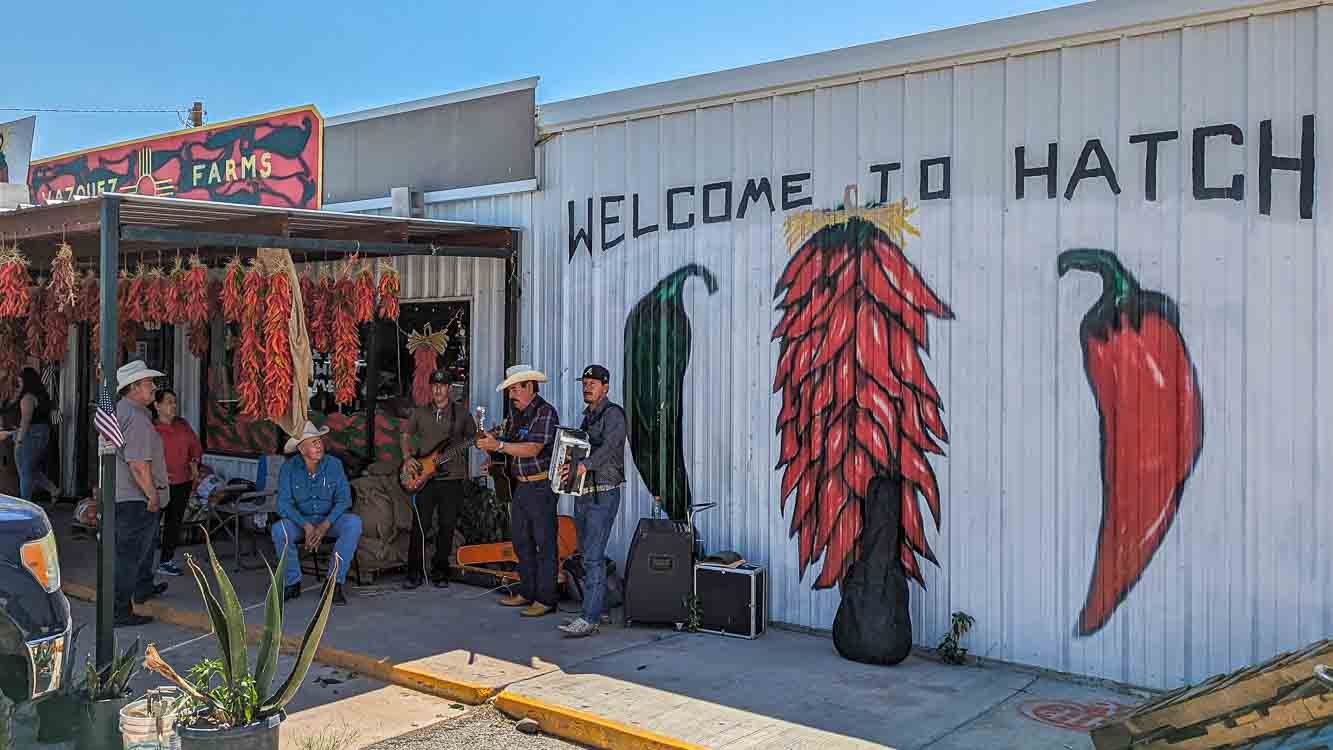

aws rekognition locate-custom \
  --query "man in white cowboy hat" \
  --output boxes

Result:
[476,364,561,617]
[113,359,170,627]
[270,421,362,606]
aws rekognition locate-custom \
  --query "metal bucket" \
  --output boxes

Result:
[119,688,181,750]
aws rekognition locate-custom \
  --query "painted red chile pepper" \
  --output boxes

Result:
[1058,249,1204,637]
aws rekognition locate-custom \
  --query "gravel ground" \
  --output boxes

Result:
[366,705,586,750]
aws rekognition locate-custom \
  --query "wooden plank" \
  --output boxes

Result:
[172,213,290,238]
[0,199,102,241]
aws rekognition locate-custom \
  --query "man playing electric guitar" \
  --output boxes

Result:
[400,369,476,589]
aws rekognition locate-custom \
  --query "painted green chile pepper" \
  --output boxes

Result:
[623,264,718,521]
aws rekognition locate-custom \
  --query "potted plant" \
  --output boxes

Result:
[34,624,83,744]
[78,634,143,750]
[143,536,338,750]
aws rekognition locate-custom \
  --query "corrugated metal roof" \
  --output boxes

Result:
[537,0,1314,131]
[0,193,519,265]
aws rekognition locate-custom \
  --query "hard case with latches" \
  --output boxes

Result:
[693,562,766,639]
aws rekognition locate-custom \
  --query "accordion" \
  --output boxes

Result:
[550,427,592,495]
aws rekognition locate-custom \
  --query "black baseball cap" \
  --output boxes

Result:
[580,365,610,383]
[429,370,452,385]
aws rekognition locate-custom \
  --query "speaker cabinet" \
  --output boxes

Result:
[694,563,766,639]
[623,518,694,626]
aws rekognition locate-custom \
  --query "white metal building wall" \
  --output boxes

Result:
[518,7,1333,691]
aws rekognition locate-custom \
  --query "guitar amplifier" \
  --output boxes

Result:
[694,563,766,639]
[623,518,694,626]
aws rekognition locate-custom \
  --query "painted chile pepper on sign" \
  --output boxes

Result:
[1058,249,1203,636]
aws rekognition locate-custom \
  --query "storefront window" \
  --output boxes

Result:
[199,298,470,464]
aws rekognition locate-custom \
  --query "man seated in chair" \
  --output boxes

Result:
[271,421,361,605]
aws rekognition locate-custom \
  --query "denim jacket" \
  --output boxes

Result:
[578,397,627,488]
[277,455,352,527]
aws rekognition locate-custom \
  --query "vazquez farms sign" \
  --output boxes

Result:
[567,115,1315,261]
[29,105,323,209]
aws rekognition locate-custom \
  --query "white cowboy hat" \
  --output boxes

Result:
[284,421,330,454]
[116,360,165,391]
[496,364,549,392]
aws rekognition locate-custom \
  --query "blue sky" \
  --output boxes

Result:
[7,0,1080,159]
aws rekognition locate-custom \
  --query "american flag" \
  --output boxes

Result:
[93,388,124,450]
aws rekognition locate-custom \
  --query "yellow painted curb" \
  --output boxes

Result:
[61,581,499,706]
[494,691,708,750]
[391,663,499,704]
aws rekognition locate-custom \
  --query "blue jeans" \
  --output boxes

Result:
[16,424,55,501]
[270,514,363,586]
[575,486,621,622]
[115,501,161,616]
[511,481,559,607]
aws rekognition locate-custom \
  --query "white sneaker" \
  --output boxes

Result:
[558,617,598,637]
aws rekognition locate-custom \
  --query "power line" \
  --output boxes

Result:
[0,106,188,114]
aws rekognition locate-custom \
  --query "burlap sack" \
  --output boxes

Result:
[350,471,413,573]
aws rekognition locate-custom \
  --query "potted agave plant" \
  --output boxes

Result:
[142,537,338,750]
[78,634,143,750]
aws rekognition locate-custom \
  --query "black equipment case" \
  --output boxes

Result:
[693,562,766,639]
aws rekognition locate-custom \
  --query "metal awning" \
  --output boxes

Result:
[0,193,519,673]
[0,193,518,264]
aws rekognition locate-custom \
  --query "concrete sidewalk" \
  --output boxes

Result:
[54,506,1147,749]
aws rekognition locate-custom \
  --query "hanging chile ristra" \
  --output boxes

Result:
[221,257,244,322]
[77,272,99,325]
[299,272,317,340]
[376,260,400,321]
[332,268,359,406]
[26,286,47,357]
[122,268,143,323]
[0,246,31,319]
[406,324,448,406]
[189,277,217,359]
[48,243,78,314]
[236,262,267,418]
[1057,249,1204,636]
[351,256,376,324]
[164,258,187,325]
[623,264,719,521]
[144,267,168,325]
[262,266,294,421]
[307,272,333,353]
[0,321,19,396]
[184,256,209,325]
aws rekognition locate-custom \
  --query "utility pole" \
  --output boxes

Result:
[189,101,204,127]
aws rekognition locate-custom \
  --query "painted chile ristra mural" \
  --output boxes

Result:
[612,197,1210,660]
[774,195,953,665]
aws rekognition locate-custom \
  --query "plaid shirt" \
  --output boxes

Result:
[501,395,559,478]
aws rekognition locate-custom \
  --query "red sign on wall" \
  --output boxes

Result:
[28,105,323,209]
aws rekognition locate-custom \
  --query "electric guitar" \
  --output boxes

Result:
[474,407,513,506]
[399,436,474,494]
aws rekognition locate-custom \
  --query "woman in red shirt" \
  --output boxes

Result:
[152,388,201,577]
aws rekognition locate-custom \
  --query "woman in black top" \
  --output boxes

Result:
[1,368,58,502]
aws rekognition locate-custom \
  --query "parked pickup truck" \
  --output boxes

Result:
[0,495,70,705]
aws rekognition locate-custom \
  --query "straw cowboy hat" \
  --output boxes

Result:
[116,360,165,391]
[496,364,548,392]
[284,421,330,454]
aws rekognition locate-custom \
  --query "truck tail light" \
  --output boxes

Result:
[20,531,61,594]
